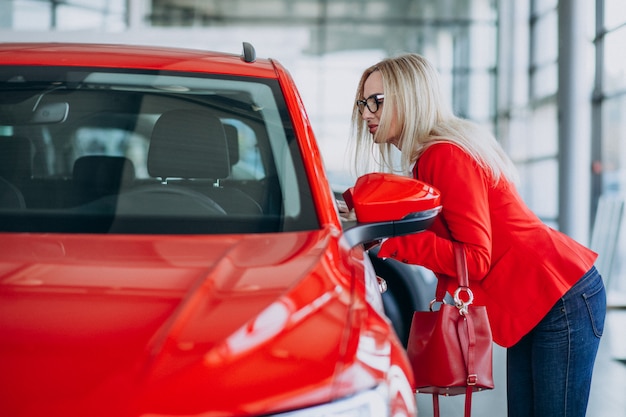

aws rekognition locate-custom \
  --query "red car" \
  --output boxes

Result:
[0,42,440,417]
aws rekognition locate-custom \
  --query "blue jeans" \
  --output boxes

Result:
[506,266,606,417]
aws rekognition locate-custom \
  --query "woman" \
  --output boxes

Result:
[349,53,606,417]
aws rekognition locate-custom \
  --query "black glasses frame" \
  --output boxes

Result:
[356,94,384,114]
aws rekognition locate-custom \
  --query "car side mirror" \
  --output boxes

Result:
[342,173,441,248]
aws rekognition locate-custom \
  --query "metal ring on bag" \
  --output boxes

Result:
[428,298,447,312]
[453,287,474,315]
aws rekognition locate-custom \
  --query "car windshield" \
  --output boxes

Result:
[0,66,318,234]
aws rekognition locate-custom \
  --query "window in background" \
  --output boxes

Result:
[7,0,126,30]
[145,0,499,184]
[596,0,626,289]
[10,0,50,29]
[528,1,558,224]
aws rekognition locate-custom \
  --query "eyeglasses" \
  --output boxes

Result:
[356,94,384,114]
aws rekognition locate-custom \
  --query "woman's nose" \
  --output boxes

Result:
[361,107,373,120]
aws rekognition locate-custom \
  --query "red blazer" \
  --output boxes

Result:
[378,143,597,347]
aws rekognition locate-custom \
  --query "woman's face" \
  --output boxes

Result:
[361,70,400,147]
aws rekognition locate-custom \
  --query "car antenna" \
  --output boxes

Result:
[242,42,256,63]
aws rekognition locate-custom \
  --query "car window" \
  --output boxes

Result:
[222,118,265,181]
[0,66,318,234]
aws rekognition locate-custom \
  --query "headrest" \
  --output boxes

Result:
[0,135,34,180]
[73,155,135,188]
[148,110,230,180]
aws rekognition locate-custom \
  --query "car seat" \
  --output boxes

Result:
[146,109,261,214]
[72,155,135,206]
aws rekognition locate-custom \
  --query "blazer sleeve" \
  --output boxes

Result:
[378,143,492,280]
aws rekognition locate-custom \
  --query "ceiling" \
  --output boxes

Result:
[149,0,493,54]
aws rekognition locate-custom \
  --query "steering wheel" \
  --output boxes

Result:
[115,184,227,216]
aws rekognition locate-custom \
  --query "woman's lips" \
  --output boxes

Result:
[368,124,378,134]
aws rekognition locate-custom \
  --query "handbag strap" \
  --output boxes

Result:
[432,242,476,417]
[455,242,476,417]
[460,311,477,417]
[454,242,469,287]
[433,242,469,302]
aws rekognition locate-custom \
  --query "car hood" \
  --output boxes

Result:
[0,229,363,417]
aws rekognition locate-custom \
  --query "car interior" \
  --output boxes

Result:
[0,66,319,234]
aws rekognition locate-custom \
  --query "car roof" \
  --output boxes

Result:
[0,42,279,78]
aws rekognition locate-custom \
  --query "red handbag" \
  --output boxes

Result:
[406,242,494,417]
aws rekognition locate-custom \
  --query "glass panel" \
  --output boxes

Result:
[0,66,318,234]
[531,10,558,66]
[70,0,108,7]
[505,111,532,161]
[466,71,493,120]
[529,103,558,157]
[222,119,266,180]
[601,95,626,194]
[13,0,51,30]
[468,0,497,20]
[505,104,557,161]
[605,0,626,31]
[602,94,626,294]
[57,5,105,29]
[533,0,558,15]
[518,158,559,220]
[152,0,322,21]
[107,0,127,13]
[318,0,498,20]
[603,26,626,92]
[468,24,498,68]
[532,62,557,98]
[55,4,126,30]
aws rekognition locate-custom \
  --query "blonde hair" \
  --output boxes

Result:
[350,53,518,185]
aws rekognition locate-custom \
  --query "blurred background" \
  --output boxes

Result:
[1,1,625,414]
[3,0,625,300]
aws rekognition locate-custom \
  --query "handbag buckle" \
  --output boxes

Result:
[428,298,447,311]
[453,286,474,315]
[467,374,478,385]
